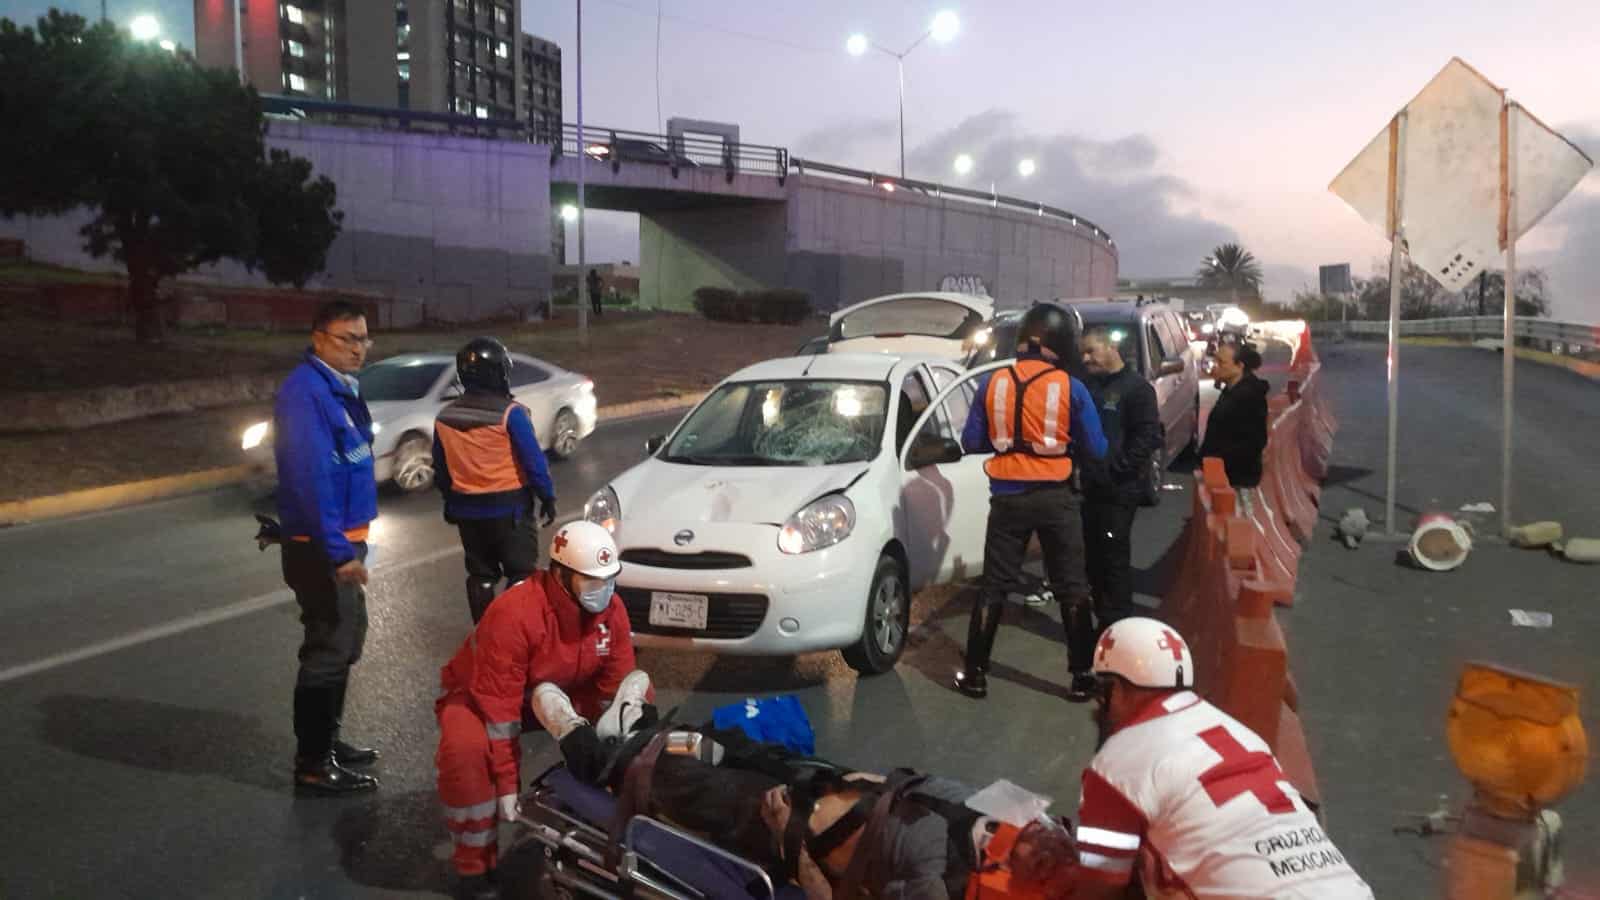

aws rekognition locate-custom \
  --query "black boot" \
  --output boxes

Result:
[954,595,1003,699]
[456,871,501,900]
[466,578,499,624]
[330,679,380,767]
[294,685,379,794]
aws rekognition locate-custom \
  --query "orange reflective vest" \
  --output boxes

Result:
[965,822,1054,899]
[983,359,1074,483]
[436,394,530,501]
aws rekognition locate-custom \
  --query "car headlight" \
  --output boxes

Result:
[371,421,383,435]
[585,486,621,534]
[241,421,270,450]
[778,494,855,555]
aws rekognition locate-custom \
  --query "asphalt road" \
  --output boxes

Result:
[0,407,1194,899]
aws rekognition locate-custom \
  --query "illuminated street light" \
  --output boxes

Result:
[1017,158,1036,177]
[845,10,961,179]
[158,39,176,52]
[129,14,160,41]
[560,204,578,222]
[953,153,974,175]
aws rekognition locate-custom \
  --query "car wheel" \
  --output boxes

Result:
[1141,448,1164,507]
[842,555,909,676]
[392,434,434,493]
[550,409,581,459]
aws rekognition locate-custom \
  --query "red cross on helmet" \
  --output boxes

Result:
[1090,616,1195,689]
[550,521,622,578]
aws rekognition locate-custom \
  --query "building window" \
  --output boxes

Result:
[397,23,410,48]
[397,62,410,82]
[495,5,509,28]
[287,72,307,92]
[398,81,410,108]
[495,39,509,60]
[286,39,305,58]
[475,103,488,119]
[455,96,472,114]
[282,4,304,25]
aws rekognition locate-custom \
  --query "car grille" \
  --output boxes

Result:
[619,548,754,569]
[618,588,769,639]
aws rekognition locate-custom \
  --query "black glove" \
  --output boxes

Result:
[539,495,558,527]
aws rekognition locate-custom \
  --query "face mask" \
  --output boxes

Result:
[576,577,615,614]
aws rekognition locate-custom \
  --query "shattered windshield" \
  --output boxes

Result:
[662,379,888,466]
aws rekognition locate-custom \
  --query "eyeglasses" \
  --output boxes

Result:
[318,329,374,349]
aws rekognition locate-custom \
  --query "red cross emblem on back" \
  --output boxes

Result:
[1197,725,1295,814]
[552,531,569,553]
[1095,630,1116,664]
[1157,629,1186,661]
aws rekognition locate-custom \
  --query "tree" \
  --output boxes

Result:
[1196,243,1263,304]
[1352,257,1549,321]
[0,11,343,342]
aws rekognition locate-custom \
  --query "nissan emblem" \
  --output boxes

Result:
[673,529,695,547]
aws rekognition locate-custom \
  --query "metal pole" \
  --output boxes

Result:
[1501,106,1518,536]
[234,0,245,84]
[575,0,588,346]
[101,0,107,23]
[1385,112,1407,535]
[896,55,906,180]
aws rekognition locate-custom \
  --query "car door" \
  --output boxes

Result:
[1154,312,1198,455]
[508,355,557,443]
[1144,316,1184,457]
[897,362,998,589]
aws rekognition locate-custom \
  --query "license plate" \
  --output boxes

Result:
[649,592,710,630]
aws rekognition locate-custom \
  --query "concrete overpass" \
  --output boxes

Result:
[2,99,1119,321]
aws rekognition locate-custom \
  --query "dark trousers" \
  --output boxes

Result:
[282,540,369,689]
[965,483,1093,675]
[590,293,603,316]
[1080,498,1138,647]
[458,513,539,621]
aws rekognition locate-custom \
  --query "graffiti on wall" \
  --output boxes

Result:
[938,274,990,297]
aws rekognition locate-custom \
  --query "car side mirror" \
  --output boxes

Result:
[644,434,666,456]
[1159,358,1186,377]
[907,434,964,469]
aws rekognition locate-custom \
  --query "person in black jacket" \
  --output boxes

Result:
[1077,326,1163,660]
[1198,339,1269,517]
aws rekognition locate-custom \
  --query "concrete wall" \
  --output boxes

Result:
[781,175,1117,312]
[638,204,788,311]
[0,121,553,324]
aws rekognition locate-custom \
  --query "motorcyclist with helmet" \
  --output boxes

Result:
[954,302,1107,701]
[433,337,559,622]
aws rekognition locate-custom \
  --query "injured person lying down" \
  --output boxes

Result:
[531,683,1080,900]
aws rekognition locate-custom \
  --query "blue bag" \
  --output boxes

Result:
[711,694,816,755]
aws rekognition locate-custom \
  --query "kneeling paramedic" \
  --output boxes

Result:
[434,521,652,900]
[433,337,557,623]
[531,699,1083,900]
[956,302,1107,701]
[1073,617,1374,899]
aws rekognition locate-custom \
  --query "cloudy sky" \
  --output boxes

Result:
[10,0,1597,317]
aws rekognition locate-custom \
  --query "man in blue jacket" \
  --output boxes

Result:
[274,300,381,795]
[954,302,1108,702]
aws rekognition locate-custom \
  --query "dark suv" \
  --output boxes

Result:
[979,298,1202,505]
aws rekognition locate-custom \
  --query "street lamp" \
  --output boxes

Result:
[1017,158,1036,177]
[952,153,974,175]
[846,10,960,180]
[560,204,578,222]
[129,14,160,41]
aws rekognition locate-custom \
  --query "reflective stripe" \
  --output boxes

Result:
[1080,851,1135,873]
[990,376,1012,452]
[1039,380,1062,449]
[485,720,521,740]
[444,799,498,822]
[454,826,498,847]
[1077,826,1141,851]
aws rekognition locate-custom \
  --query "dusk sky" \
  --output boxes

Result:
[10,0,1597,316]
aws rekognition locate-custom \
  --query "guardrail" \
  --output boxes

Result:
[1310,316,1600,352]
[789,157,1115,247]
[549,124,789,181]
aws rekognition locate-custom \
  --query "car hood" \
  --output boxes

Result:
[613,460,871,525]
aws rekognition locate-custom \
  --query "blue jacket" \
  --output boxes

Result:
[961,354,1108,495]
[274,352,378,566]
[432,397,556,520]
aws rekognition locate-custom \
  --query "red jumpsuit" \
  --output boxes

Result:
[434,568,637,876]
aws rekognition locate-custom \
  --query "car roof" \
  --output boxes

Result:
[724,351,948,384]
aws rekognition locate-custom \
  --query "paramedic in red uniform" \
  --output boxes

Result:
[1071,617,1373,899]
[954,302,1107,701]
[434,521,653,900]
[433,337,558,623]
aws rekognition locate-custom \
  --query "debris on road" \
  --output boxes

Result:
[1407,514,1473,571]
[1336,507,1371,549]
[1509,521,1564,549]
[1555,537,1600,564]
[1508,609,1554,628]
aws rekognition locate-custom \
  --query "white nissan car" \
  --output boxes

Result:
[802,291,998,364]
[583,351,996,674]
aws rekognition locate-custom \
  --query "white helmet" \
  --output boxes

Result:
[550,521,621,579]
[1091,617,1195,689]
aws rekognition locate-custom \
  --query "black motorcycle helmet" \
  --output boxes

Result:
[1014,301,1084,363]
[456,337,513,395]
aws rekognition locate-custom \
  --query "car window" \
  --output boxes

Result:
[662,379,888,466]
[1146,321,1169,370]
[1157,314,1186,357]
[509,358,549,387]
[358,360,449,402]
[928,365,974,440]
[895,371,933,453]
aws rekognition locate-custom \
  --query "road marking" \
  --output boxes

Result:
[0,514,583,684]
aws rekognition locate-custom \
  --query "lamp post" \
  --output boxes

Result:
[129,14,160,41]
[847,10,959,180]
[951,152,1035,202]
[575,0,588,346]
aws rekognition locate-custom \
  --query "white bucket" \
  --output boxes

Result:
[1409,513,1473,572]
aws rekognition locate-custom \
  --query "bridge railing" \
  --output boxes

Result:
[547,123,790,181]
[1310,316,1600,352]
[261,94,532,139]
[788,157,1115,248]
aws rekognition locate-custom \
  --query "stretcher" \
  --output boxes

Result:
[514,762,806,900]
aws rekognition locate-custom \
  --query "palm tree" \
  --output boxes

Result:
[1197,243,1263,304]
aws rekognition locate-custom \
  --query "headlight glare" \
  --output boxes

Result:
[778,494,855,555]
[584,486,621,534]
